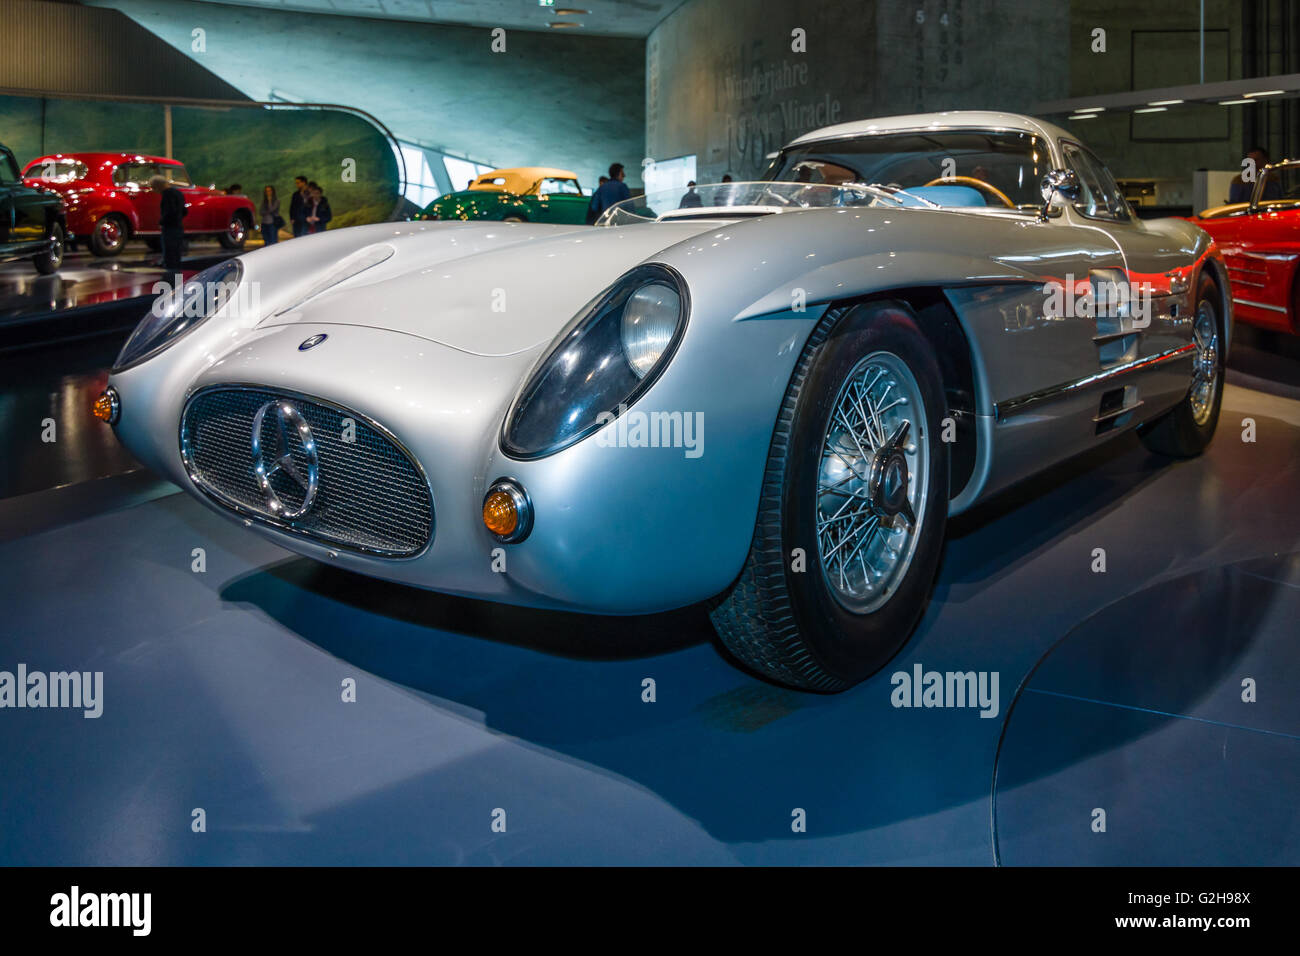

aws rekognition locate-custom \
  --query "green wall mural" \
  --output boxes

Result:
[1,94,400,228]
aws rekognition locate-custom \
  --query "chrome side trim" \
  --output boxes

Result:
[994,344,1194,421]
[1232,297,1288,314]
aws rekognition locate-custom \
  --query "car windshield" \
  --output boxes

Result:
[762,129,1051,212]
[1255,163,1300,211]
[597,182,918,225]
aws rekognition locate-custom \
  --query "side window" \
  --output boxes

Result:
[0,151,19,183]
[113,163,154,187]
[540,178,580,195]
[1062,143,1130,221]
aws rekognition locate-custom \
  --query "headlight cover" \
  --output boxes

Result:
[113,258,243,371]
[501,263,689,460]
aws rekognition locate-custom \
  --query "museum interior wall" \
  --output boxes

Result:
[0,96,400,227]
[0,0,400,225]
[646,0,1069,183]
[82,0,648,189]
[1069,0,1246,208]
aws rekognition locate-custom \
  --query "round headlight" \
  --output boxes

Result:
[501,264,688,460]
[621,283,681,378]
[113,258,242,371]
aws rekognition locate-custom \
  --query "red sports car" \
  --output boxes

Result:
[21,152,256,257]
[1192,159,1300,335]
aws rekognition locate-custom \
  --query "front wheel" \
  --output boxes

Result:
[218,213,248,249]
[1138,274,1224,458]
[710,301,950,691]
[89,214,128,257]
[33,222,64,275]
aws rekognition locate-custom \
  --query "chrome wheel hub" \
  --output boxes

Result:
[1189,301,1220,426]
[229,218,245,242]
[97,219,121,248]
[816,350,929,614]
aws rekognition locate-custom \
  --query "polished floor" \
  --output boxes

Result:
[0,373,1297,865]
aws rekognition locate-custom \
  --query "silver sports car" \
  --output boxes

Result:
[99,111,1230,692]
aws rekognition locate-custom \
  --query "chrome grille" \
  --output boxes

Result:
[180,387,432,556]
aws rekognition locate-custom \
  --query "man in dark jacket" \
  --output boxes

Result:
[587,163,631,222]
[289,175,310,237]
[151,174,186,275]
[304,184,332,234]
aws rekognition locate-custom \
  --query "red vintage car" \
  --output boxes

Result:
[21,152,256,257]
[1191,159,1300,336]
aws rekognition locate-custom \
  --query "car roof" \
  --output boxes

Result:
[468,167,578,193]
[786,110,1073,150]
[23,152,184,169]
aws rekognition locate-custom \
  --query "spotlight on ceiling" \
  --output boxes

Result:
[547,21,584,28]
[555,7,591,13]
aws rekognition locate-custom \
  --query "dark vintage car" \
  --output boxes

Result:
[22,152,256,257]
[1191,159,1300,336]
[0,143,66,274]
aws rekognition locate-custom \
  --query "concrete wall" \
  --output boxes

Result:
[1066,0,1245,204]
[88,0,646,188]
[647,0,1069,183]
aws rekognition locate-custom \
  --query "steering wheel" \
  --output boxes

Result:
[923,175,1016,208]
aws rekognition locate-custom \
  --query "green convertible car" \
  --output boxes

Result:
[419,166,590,224]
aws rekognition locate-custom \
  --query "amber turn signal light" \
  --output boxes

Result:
[93,387,120,424]
[482,479,533,543]
[483,490,518,537]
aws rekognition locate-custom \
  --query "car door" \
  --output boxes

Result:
[1059,140,1199,414]
[116,162,162,232]
[0,147,43,246]
[533,177,586,223]
[165,163,207,229]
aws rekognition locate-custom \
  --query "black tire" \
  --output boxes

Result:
[218,212,249,249]
[89,214,129,257]
[1137,274,1224,458]
[32,222,64,275]
[710,301,950,691]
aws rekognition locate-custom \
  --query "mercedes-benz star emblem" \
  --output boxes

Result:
[299,333,328,351]
[251,401,319,519]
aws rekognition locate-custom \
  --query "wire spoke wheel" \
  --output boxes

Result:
[1189,299,1220,426]
[816,350,929,614]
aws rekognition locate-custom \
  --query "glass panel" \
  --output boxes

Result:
[764,129,1051,211]
[1062,144,1129,220]
[540,178,580,195]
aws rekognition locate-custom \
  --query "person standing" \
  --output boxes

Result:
[289,175,310,237]
[587,163,630,223]
[152,173,186,275]
[1229,147,1282,204]
[259,185,282,245]
[304,184,332,234]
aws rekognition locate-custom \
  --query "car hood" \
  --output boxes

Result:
[255,220,715,356]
